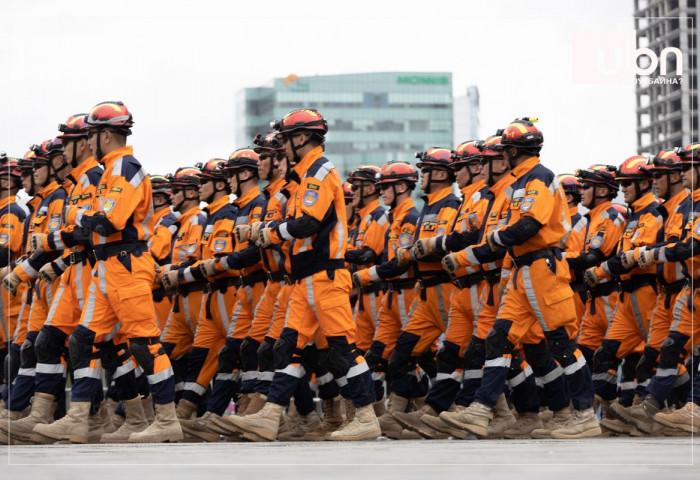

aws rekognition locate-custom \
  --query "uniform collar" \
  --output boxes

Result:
[489,173,514,198]
[663,188,689,211]
[510,156,540,178]
[568,205,579,218]
[63,156,99,190]
[586,200,612,218]
[423,185,453,205]
[177,205,201,224]
[357,198,381,218]
[205,194,231,215]
[630,191,657,213]
[460,180,485,200]
[36,180,61,200]
[100,146,133,168]
[0,195,17,209]
[264,177,286,197]
[292,146,324,177]
[390,196,415,217]
[153,206,172,223]
[234,186,261,208]
[693,188,700,202]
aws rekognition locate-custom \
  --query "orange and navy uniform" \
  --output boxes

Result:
[567,205,588,324]
[149,207,180,331]
[592,191,663,403]
[644,188,700,404]
[264,146,375,408]
[564,201,625,364]
[32,158,103,400]
[0,194,28,346]
[346,198,389,352]
[70,146,175,405]
[177,194,236,407]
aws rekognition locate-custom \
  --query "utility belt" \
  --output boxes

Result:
[177,281,211,296]
[92,241,147,262]
[282,273,297,285]
[232,270,267,288]
[570,282,587,293]
[152,287,166,303]
[266,271,285,283]
[211,276,240,293]
[511,247,561,269]
[619,274,657,293]
[452,271,484,290]
[659,279,686,296]
[483,269,501,286]
[386,278,417,292]
[587,281,618,299]
[417,273,452,289]
[360,282,387,295]
[67,249,93,266]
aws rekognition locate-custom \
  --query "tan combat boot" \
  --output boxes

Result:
[551,408,602,439]
[244,393,267,416]
[33,401,91,444]
[278,411,321,441]
[175,399,198,420]
[87,402,109,444]
[530,407,572,439]
[373,398,386,417]
[394,404,448,439]
[329,403,380,441]
[610,397,660,434]
[502,411,544,439]
[325,399,355,440]
[377,392,409,439]
[99,398,120,431]
[654,401,700,433]
[0,409,29,445]
[180,411,223,442]
[0,393,56,444]
[487,394,517,439]
[235,394,252,416]
[215,402,284,441]
[304,396,344,441]
[142,395,155,424]
[439,402,492,438]
[278,401,300,435]
[129,402,183,443]
[100,396,149,443]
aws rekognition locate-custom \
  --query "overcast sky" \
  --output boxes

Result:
[1,0,637,177]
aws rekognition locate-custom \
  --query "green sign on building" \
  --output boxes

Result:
[397,75,449,85]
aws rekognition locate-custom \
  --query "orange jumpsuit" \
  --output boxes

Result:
[0,195,27,346]
[149,207,180,331]
[567,205,588,327]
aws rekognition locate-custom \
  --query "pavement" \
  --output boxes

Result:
[1,437,698,480]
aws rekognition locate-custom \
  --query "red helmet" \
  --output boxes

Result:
[348,165,381,185]
[150,175,172,196]
[451,141,482,167]
[270,109,328,137]
[496,117,543,153]
[647,150,683,172]
[170,167,201,188]
[195,158,227,181]
[253,132,285,155]
[415,148,453,170]
[223,148,259,173]
[0,158,22,179]
[18,150,35,171]
[57,113,89,140]
[46,138,64,157]
[677,143,700,165]
[343,181,353,201]
[558,174,581,198]
[30,140,53,167]
[86,101,134,135]
[575,164,618,191]
[378,161,419,186]
[615,156,652,181]
[477,136,504,157]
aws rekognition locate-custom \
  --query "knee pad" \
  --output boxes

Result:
[636,346,659,383]
[463,337,486,370]
[257,338,275,372]
[99,341,129,375]
[659,332,688,367]
[239,337,260,371]
[68,327,96,368]
[300,344,322,373]
[20,337,37,367]
[129,337,163,375]
[318,345,351,379]
[592,342,621,374]
[621,352,641,380]
[272,337,293,370]
[218,338,242,373]
[417,349,437,379]
[547,337,578,366]
[387,347,413,380]
[484,326,514,361]
[436,341,460,374]
[35,326,67,363]
[522,342,551,375]
[363,341,386,372]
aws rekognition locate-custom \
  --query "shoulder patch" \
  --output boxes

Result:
[307,183,320,191]
[303,190,318,207]
[213,239,226,252]
[589,235,603,249]
[520,197,534,213]
[398,232,412,248]
[48,214,61,232]
[103,198,117,213]
[0,233,8,246]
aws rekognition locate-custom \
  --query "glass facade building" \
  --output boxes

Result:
[236,72,454,177]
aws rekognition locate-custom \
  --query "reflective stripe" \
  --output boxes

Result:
[541,365,564,384]
[368,266,380,283]
[335,217,344,260]
[592,372,616,385]
[465,247,479,266]
[435,371,463,383]
[563,354,587,376]
[485,357,511,368]
[130,167,147,190]
[75,262,85,310]
[436,284,448,328]
[630,291,647,338]
[52,231,65,250]
[45,281,65,326]
[316,372,334,385]
[371,372,385,382]
[257,371,274,382]
[175,381,185,392]
[278,222,293,241]
[673,371,690,387]
[507,371,528,388]
[241,371,258,381]
[183,382,207,396]
[620,381,636,391]
[278,364,305,378]
[219,291,231,334]
[346,361,369,379]
[215,372,241,382]
[114,359,135,379]
[74,366,101,379]
[98,261,108,296]
[655,367,678,378]
[36,363,66,375]
[183,295,195,334]
[463,369,484,380]
[183,268,196,283]
[671,288,689,331]
[521,266,549,333]
[17,368,36,376]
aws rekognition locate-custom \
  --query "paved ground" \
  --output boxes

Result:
[1,437,698,479]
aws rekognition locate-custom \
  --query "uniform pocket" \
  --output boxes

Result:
[543,287,573,306]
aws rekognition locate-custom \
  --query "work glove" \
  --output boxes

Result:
[620,250,637,269]
[250,222,264,244]
[0,266,9,279]
[258,227,274,248]
[441,253,460,277]
[637,249,656,269]
[2,271,21,295]
[37,262,61,283]
[351,271,364,288]
[160,267,180,290]
[584,267,600,287]
[412,237,437,260]
[234,224,251,243]
[29,233,47,254]
[486,230,503,252]
[199,258,224,277]
[394,246,411,267]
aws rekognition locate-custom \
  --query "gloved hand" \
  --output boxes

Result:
[234,224,251,243]
[351,271,364,288]
[250,222,264,244]
[29,233,47,255]
[412,237,437,260]
[37,262,59,283]
[363,347,382,372]
[160,268,180,290]
[0,266,9,279]
[394,246,411,267]
[441,253,460,277]
[486,230,502,252]
[637,249,655,269]
[258,227,274,248]
[620,250,636,269]
[199,258,224,277]
[584,267,600,287]
[2,271,21,295]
